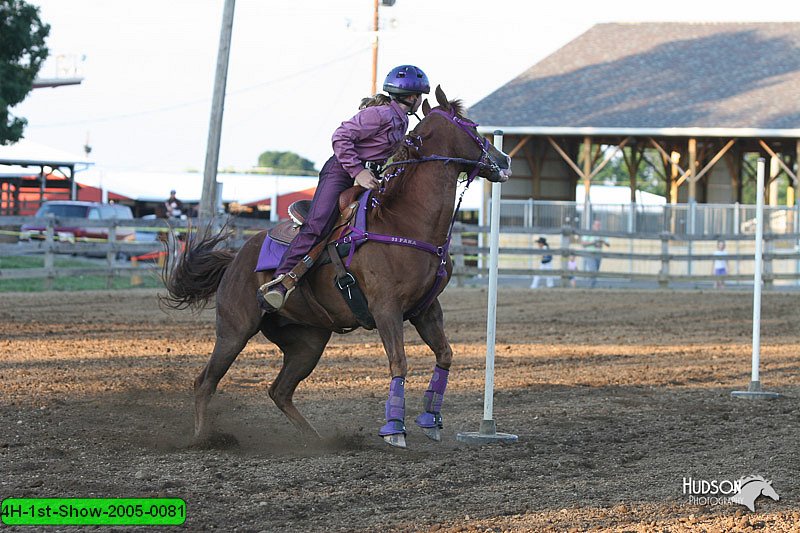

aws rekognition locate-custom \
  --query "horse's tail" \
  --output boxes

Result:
[160,223,237,311]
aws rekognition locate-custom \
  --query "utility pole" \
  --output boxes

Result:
[370,0,379,95]
[200,0,235,221]
[370,0,395,95]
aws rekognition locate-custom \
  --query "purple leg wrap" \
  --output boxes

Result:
[379,377,406,436]
[415,365,449,429]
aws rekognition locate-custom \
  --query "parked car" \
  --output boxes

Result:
[19,201,136,243]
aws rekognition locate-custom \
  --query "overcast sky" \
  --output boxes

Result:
[14,0,800,175]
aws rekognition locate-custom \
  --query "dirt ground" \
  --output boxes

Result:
[0,287,798,532]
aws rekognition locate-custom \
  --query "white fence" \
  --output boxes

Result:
[494,200,800,236]
[3,200,800,290]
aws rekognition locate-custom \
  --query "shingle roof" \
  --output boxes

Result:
[469,23,800,134]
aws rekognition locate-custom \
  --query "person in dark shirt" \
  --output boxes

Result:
[164,190,183,219]
[531,236,555,288]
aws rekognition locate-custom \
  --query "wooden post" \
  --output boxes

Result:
[44,215,54,290]
[452,222,464,288]
[200,0,235,221]
[371,0,379,95]
[768,155,780,207]
[764,235,773,289]
[688,138,697,203]
[130,256,142,287]
[659,232,669,289]
[582,136,591,229]
[560,226,571,287]
[796,140,800,208]
[106,222,117,289]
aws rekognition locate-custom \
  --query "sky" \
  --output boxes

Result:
[13,0,800,177]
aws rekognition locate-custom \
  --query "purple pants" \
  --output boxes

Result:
[275,156,354,277]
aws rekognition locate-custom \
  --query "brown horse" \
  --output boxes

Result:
[162,86,510,448]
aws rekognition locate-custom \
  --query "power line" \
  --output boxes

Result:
[34,46,371,128]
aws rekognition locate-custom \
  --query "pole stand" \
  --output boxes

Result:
[456,419,518,444]
[731,381,781,400]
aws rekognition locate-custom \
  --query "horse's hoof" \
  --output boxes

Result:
[190,431,239,450]
[383,434,407,448]
[420,426,441,442]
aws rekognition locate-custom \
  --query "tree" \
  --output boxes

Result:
[0,0,50,145]
[257,150,316,173]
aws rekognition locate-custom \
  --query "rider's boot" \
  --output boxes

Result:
[257,273,296,312]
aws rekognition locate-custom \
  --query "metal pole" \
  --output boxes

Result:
[732,158,780,399]
[457,131,518,444]
[482,133,503,426]
[200,0,235,221]
[752,160,764,383]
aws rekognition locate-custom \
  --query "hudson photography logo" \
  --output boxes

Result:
[682,475,780,512]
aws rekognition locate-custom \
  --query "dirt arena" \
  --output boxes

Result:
[1,287,798,532]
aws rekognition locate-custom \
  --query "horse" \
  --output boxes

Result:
[161,86,510,448]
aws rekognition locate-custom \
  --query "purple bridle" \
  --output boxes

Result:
[335,107,500,319]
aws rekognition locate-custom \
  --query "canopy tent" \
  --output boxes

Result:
[0,139,94,215]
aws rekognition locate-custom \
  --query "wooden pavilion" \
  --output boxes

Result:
[469,22,800,214]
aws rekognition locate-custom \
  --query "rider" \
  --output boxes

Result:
[257,65,430,312]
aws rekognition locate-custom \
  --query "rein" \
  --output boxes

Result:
[336,108,495,318]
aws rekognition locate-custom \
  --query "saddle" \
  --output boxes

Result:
[268,185,364,246]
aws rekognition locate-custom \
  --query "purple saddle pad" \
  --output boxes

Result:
[254,190,371,272]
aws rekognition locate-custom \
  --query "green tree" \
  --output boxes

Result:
[257,150,316,173]
[0,0,50,145]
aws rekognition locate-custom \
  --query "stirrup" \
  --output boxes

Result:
[258,274,296,312]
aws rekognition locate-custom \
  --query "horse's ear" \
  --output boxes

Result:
[421,98,431,116]
[435,85,448,109]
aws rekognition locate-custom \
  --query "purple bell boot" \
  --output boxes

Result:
[379,377,406,436]
[415,365,449,430]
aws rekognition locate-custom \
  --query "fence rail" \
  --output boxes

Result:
[2,210,799,290]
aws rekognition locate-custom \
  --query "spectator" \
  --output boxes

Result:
[713,240,728,289]
[581,220,610,288]
[164,190,184,219]
[531,237,555,288]
[567,253,578,288]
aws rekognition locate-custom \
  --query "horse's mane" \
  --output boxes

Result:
[373,99,465,215]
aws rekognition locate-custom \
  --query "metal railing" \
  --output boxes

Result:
[492,200,800,236]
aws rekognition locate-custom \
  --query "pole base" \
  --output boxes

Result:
[731,381,781,400]
[456,419,518,444]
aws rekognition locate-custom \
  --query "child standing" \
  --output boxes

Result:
[531,237,555,288]
[713,240,728,289]
[567,254,578,288]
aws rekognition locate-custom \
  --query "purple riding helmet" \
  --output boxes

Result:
[383,65,430,96]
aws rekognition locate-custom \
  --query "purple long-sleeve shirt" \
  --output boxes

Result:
[331,100,408,179]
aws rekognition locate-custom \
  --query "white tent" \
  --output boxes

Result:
[75,168,317,205]
[0,138,93,170]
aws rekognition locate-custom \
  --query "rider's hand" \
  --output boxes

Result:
[355,169,379,190]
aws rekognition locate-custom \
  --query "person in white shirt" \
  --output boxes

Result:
[713,240,728,289]
[531,237,555,288]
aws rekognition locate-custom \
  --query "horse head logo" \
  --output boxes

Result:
[730,475,780,512]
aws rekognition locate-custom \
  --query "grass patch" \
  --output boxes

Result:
[0,255,100,269]
[0,275,164,292]
[0,255,164,292]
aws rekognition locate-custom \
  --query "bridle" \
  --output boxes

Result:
[381,108,501,186]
